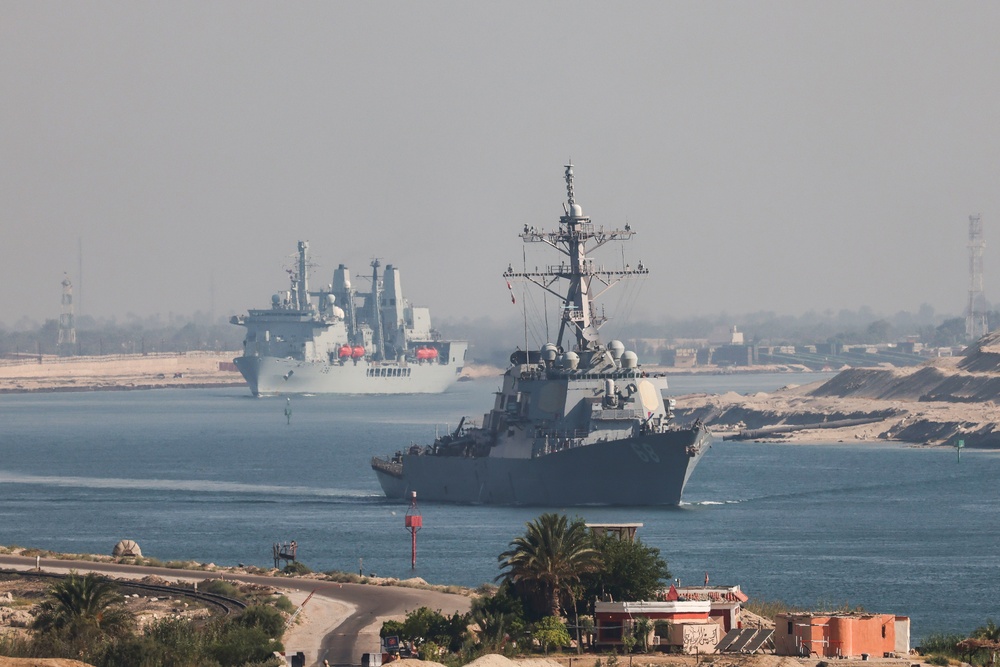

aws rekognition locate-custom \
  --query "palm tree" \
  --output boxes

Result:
[32,571,133,639]
[497,513,602,618]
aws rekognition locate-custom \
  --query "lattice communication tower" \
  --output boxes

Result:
[966,214,989,341]
[57,274,77,356]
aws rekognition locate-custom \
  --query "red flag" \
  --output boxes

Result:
[506,280,516,304]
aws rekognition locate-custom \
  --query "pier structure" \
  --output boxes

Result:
[273,540,297,569]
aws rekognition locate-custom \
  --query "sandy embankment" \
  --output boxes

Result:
[0,354,501,393]
[0,352,244,393]
[678,353,1000,446]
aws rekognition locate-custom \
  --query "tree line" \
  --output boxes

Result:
[0,572,287,667]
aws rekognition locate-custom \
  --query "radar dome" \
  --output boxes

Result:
[608,340,625,359]
[331,306,345,319]
[326,294,336,304]
[271,294,281,305]
[571,204,584,217]
[564,351,580,370]
[621,351,638,369]
[541,344,558,363]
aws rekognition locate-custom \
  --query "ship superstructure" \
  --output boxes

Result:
[372,164,711,505]
[231,241,467,396]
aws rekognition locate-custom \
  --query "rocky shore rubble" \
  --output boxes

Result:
[677,331,1000,448]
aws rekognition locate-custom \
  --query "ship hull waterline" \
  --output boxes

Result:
[235,356,461,396]
[373,426,711,506]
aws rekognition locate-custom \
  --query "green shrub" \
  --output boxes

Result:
[200,579,243,599]
[532,616,571,654]
[207,621,283,666]
[418,640,441,661]
[238,605,286,639]
[919,633,965,659]
[928,655,950,666]
[0,632,32,657]
[380,619,405,638]
[274,595,295,613]
[282,561,312,576]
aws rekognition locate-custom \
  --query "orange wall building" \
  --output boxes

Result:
[774,613,910,658]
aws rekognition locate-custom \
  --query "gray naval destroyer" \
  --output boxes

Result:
[231,242,467,396]
[372,164,711,505]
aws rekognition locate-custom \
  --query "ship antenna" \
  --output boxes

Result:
[565,161,575,207]
[504,163,646,354]
[523,244,529,358]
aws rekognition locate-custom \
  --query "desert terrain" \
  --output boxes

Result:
[0,352,244,393]
[674,332,1000,448]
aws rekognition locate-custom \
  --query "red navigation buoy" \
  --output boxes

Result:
[404,491,422,569]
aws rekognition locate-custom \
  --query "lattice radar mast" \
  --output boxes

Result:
[503,163,648,352]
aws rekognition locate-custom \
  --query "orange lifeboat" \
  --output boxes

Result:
[416,347,439,361]
[338,345,352,358]
[351,345,365,359]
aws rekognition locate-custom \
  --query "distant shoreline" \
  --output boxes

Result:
[0,351,244,395]
[0,352,831,396]
[0,380,246,395]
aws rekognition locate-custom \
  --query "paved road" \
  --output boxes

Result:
[0,555,471,666]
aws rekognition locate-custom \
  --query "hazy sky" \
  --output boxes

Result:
[3,2,1000,327]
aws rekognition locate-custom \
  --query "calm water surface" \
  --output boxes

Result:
[0,371,996,640]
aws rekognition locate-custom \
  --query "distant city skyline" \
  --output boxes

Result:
[3,3,999,327]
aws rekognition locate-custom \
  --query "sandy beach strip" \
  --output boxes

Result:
[0,352,244,393]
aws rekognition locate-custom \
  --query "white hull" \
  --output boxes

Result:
[235,355,463,396]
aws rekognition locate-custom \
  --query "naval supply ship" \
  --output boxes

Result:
[371,164,711,505]
[230,242,467,396]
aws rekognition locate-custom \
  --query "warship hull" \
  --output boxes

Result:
[372,163,712,505]
[373,425,711,506]
[235,355,463,396]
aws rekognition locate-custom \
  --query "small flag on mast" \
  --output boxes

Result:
[506,280,516,304]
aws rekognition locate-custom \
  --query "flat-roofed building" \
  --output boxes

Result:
[594,598,718,654]
[774,612,910,658]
